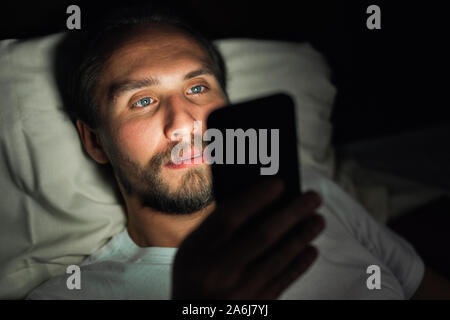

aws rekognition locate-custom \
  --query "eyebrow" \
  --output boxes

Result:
[106,66,215,105]
[184,67,214,81]
[107,77,159,104]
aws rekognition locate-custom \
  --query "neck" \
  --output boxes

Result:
[124,193,215,248]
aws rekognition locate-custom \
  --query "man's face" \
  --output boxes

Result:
[95,24,227,214]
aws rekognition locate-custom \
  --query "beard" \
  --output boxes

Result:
[107,138,214,215]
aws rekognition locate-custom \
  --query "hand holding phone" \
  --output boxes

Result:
[172,178,324,299]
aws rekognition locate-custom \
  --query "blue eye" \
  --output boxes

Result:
[132,97,153,108]
[187,85,206,94]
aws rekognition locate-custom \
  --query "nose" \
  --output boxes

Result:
[163,95,201,142]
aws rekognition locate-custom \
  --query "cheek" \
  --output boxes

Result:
[113,119,161,165]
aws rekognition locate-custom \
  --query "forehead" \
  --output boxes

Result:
[101,24,211,80]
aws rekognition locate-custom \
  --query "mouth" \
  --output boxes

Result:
[180,153,202,161]
[165,149,204,169]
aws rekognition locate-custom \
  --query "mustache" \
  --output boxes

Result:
[150,135,207,167]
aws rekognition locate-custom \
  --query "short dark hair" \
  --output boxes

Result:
[69,4,227,130]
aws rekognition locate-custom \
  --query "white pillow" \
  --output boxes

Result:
[0,33,336,299]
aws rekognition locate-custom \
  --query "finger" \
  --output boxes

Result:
[218,191,322,265]
[231,214,325,298]
[184,177,285,250]
[257,245,319,299]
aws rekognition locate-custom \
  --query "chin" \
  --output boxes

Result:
[163,165,211,192]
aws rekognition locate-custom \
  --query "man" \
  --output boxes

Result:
[28,7,449,299]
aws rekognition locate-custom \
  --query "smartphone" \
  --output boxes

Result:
[206,92,301,207]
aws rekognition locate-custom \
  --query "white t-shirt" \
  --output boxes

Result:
[27,167,425,299]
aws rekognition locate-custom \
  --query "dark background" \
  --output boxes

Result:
[1,0,448,145]
[1,0,449,278]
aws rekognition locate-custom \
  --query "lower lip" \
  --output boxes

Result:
[165,155,204,169]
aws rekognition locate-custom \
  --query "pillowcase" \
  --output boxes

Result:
[0,33,336,299]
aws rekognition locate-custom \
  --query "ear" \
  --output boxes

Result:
[76,120,110,164]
